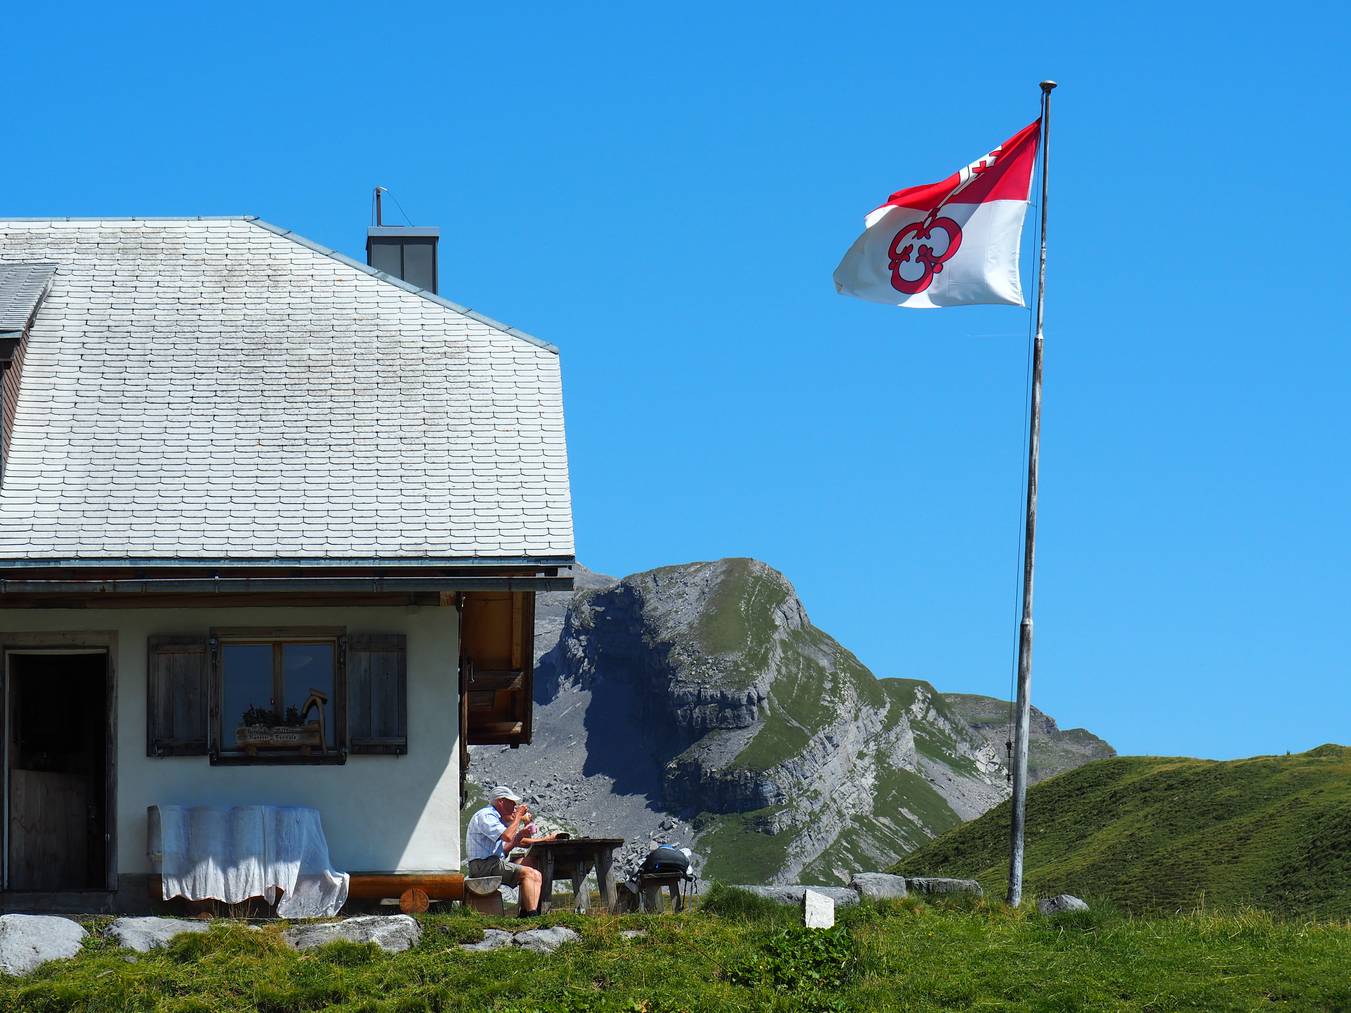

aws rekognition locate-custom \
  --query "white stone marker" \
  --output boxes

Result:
[802,888,835,929]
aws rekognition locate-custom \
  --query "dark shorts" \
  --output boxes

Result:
[467,855,523,887]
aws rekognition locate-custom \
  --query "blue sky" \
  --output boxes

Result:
[7,2,1348,760]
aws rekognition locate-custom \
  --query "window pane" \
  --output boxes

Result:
[223,644,274,737]
[284,644,335,751]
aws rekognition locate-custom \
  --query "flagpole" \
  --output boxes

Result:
[1007,80,1056,908]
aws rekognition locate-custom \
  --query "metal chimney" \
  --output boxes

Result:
[367,187,439,294]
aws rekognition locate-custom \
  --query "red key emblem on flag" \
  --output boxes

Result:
[887,216,963,294]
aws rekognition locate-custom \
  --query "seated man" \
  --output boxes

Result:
[464,785,549,916]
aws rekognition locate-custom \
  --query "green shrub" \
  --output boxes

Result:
[725,925,858,994]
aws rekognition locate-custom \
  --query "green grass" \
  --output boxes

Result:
[895,745,1351,918]
[4,889,1349,1011]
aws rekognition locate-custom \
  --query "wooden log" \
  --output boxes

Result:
[399,888,430,914]
[466,890,504,916]
[346,872,465,903]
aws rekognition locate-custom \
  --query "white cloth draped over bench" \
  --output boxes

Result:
[148,805,350,918]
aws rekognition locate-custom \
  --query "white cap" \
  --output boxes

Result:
[490,785,521,804]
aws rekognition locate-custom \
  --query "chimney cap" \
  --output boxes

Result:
[367,225,440,239]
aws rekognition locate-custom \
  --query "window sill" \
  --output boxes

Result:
[209,752,347,766]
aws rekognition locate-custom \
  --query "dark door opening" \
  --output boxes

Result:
[7,652,109,891]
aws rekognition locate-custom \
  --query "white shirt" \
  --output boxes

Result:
[465,805,509,861]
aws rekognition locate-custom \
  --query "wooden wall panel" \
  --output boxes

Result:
[460,591,535,746]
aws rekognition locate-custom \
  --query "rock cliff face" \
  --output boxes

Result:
[940,693,1116,784]
[468,558,1112,885]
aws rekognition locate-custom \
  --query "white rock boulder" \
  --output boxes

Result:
[283,915,420,953]
[107,916,210,953]
[802,889,835,929]
[1037,894,1089,915]
[0,914,86,976]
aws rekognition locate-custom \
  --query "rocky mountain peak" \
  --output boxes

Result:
[471,557,1112,885]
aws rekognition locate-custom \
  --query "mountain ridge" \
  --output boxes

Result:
[469,557,1114,883]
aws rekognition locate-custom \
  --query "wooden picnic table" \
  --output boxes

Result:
[524,837,624,914]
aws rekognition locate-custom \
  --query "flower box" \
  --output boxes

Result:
[235,722,324,753]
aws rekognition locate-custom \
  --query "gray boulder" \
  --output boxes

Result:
[1038,894,1089,915]
[849,873,909,900]
[905,877,983,897]
[733,885,859,908]
[107,917,210,953]
[459,928,515,952]
[0,914,86,976]
[513,926,580,953]
[283,915,420,953]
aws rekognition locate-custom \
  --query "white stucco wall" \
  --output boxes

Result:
[0,605,461,874]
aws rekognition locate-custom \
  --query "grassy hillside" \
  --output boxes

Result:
[896,745,1351,918]
[6,893,1348,1011]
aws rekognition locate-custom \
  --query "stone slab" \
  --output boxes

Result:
[459,928,514,952]
[802,889,835,929]
[0,914,87,976]
[733,885,859,908]
[107,917,210,953]
[849,872,909,900]
[513,926,580,953]
[283,915,420,953]
[904,877,984,897]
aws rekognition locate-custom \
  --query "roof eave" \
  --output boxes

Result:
[0,554,576,571]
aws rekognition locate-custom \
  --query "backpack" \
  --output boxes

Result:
[640,844,692,878]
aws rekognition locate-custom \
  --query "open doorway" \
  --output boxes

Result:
[6,651,110,891]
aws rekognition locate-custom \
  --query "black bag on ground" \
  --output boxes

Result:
[640,844,691,877]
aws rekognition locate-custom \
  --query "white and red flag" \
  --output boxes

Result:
[833,119,1041,308]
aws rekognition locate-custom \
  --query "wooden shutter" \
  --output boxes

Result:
[348,633,408,755]
[461,591,535,746]
[146,635,208,756]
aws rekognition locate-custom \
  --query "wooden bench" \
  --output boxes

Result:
[637,871,690,913]
[347,872,465,914]
[150,872,466,915]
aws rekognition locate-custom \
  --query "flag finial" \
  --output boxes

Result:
[1040,80,1058,92]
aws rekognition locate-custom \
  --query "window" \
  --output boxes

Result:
[210,629,345,764]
